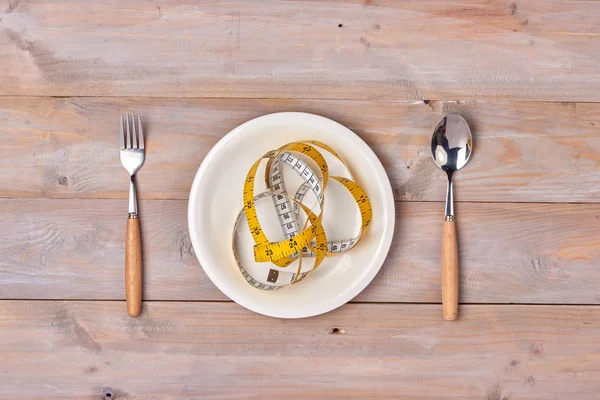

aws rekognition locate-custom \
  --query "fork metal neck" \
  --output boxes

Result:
[129,174,138,217]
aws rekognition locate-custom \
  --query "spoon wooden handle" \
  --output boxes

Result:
[126,217,142,317]
[442,219,458,320]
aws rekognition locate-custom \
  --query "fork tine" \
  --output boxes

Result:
[126,113,132,149]
[137,114,144,149]
[131,113,138,149]
[120,114,125,150]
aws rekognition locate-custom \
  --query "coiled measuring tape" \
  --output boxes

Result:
[232,140,372,290]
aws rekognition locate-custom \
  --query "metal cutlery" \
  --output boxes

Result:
[119,113,145,317]
[430,114,473,321]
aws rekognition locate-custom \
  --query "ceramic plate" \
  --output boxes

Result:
[188,112,394,318]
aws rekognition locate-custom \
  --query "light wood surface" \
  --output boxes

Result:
[125,217,142,317]
[1,0,600,101]
[1,199,598,304]
[442,220,458,321]
[1,0,600,397]
[1,301,599,399]
[1,97,599,203]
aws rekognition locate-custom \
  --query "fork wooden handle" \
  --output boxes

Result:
[126,216,142,317]
[442,220,458,321]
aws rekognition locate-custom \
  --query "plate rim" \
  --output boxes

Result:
[188,111,395,318]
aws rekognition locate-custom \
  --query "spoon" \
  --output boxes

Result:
[430,114,473,321]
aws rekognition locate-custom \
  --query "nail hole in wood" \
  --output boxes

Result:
[329,327,346,334]
[338,23,343,28]
[103,388,114,399]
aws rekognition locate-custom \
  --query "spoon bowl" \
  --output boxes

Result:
[431,114,472,177]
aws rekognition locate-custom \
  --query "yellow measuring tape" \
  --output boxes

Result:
[232,140,372,290]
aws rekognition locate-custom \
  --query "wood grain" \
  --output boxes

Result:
[1,0,600,100]
[0,301,599,399]
[2,198,598,304]
[442,220,458,321]
[125,217,142,317]
[1,97,599,203]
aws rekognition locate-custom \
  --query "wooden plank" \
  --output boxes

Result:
[1,0,600,100]
[0,198,226,301]
[0,301,599,399]
[1,97,599,203]
[2,198,599,304]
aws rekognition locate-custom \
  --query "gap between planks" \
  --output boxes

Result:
[1,196,599,206]
[3,94,600,104]
[3,299,600,308]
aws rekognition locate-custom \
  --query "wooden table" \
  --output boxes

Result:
[1,1,599,398]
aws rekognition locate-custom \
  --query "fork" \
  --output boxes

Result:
[120,113,145,317]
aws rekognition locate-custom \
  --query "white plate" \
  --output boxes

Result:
[188,112,395,318]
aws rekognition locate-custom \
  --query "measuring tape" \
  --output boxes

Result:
[232,140,372,290]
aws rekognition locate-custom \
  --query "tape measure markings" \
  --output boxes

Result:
[232,141,372,290]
